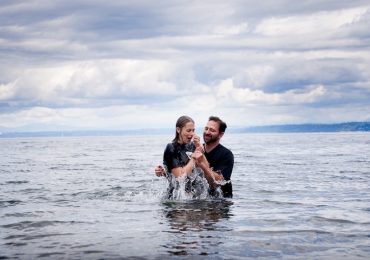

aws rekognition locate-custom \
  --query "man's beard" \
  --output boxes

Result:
[203,133,218,144]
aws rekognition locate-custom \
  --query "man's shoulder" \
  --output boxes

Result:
[211,144,233,160]
[218,143,233,155]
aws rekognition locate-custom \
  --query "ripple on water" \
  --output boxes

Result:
[1,220,87,231]
[4,180,30,185]
[0,200,23,207]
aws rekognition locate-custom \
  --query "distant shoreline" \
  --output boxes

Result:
[1,122,369,138]
[232,121,370,134]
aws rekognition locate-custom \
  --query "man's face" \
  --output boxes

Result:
[203,120,221,144]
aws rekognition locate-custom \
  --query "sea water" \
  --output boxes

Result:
[1,132,370,259]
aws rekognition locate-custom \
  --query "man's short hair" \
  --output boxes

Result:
[209,116,227,133]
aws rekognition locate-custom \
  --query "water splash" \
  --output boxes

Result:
[165,167,224,201]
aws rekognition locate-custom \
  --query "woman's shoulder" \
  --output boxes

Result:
[165,142,176,152]
[165,141,195,152]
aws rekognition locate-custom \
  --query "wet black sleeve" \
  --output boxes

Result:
[163,143,182,172]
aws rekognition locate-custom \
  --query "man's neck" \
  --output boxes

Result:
[204,141,220,153]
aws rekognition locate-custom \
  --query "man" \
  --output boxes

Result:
[155,116,234,198]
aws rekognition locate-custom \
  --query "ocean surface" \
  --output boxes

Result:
[1,132,370,259]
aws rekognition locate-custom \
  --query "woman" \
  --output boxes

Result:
[160,115,206,199]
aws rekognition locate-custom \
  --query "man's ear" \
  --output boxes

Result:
[219,132,225,139]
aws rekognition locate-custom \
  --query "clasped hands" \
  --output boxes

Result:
[191,148,208,169]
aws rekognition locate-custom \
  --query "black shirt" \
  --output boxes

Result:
[204,144,234,198]
[163,142,195,172]
[162,142,200,199]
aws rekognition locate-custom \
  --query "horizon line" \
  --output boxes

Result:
[1,121,370,138]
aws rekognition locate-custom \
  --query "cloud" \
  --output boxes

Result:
[0,60,185,108]
[1,0,370,131]
[214,79,327,106]
[254,7,368,36]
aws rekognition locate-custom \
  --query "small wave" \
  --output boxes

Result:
[118,158,136,161]
[18,169,32,173]
[255,189,275,194]
[5,180,29,185]
[21,233,74,241]
[282,162,305,166]
[2,220,87,231]
[71,153,90,158]
[3,212,40,218]
[70,244,94,249]
[38,252,66,258]
[19,188,48,193]
[346,159,370,163]
[311,216,370,225]
[233,228,333,235]
[83,250,106,255]
[3,241,28,247]
[261,199,304,206]
[0,200,22,207]
[3,233,74,244]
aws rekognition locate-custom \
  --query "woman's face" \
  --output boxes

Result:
[178,122,195,144]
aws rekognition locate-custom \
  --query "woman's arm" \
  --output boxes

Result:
[171,157,196,178]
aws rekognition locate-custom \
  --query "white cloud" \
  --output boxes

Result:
[233,65,275,89]
[212,22,249,35]
[1,59,185,107]
[214,79,328,106]
[255,7,368,36]
[0,82,17,100]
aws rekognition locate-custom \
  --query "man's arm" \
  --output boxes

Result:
[192,150,224,189]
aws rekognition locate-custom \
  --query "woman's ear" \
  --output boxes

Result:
[176,127,181,134]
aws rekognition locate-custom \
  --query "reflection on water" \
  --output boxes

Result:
[162,199,233,256]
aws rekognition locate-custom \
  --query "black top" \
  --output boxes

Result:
[163,142,198,198]
[204,144,234,198]
[163,142,195,172]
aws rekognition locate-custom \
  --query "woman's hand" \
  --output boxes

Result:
[154,165,166,177]
[192,134,201,147]
[192,134,204,153]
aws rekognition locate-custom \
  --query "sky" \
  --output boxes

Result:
[1,0,370,132]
